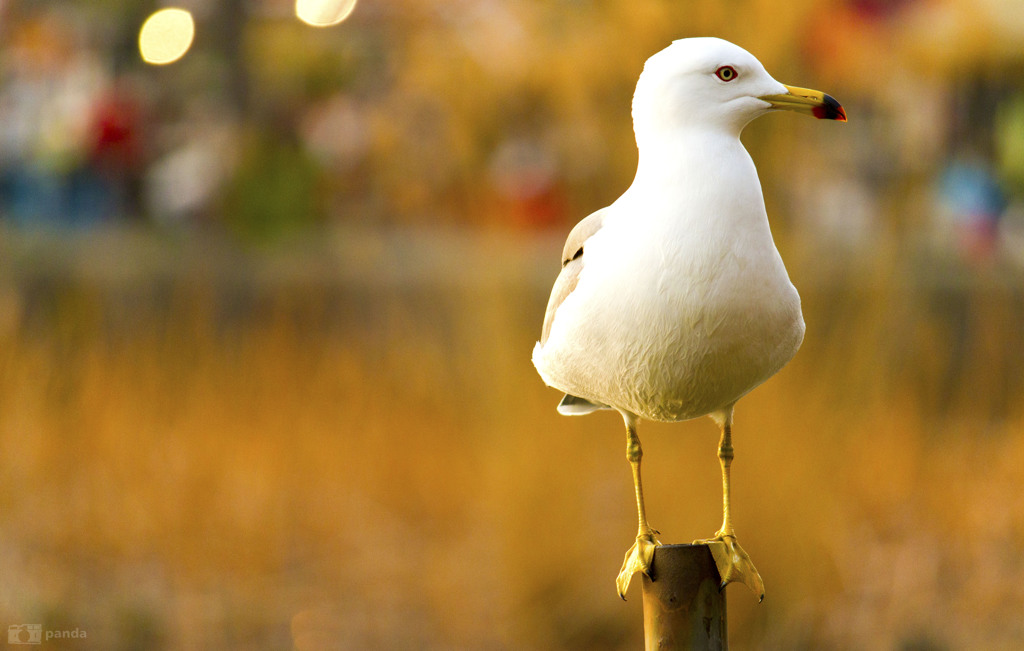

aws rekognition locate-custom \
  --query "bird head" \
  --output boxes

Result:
[632,37,845,143]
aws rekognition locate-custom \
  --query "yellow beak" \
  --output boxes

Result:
[760,84,847,121]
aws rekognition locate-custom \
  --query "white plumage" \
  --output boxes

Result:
[531,37,845,600]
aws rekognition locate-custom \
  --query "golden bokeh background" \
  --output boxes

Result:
[1,0,1024,648]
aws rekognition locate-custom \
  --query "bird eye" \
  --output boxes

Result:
[715,66,738,82]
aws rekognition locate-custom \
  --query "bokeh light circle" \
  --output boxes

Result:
[139,8,195,65]
[296,0,357,27]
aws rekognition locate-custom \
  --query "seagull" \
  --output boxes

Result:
[532,37,845,601]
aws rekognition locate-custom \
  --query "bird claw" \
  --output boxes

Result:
[694,533,765,602]
[616,531,661,599]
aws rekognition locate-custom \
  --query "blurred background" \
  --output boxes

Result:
[2,0,1024,648]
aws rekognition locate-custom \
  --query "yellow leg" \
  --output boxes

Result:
[615,416,661,599]
[717,422,735,537]
[695,421,765,601]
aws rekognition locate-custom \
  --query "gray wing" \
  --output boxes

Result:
[539,209,611,415]
[540,208,606,346]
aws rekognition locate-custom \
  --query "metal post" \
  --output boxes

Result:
[641,544,726,650]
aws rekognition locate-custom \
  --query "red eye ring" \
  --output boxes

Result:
[716,66,738,82]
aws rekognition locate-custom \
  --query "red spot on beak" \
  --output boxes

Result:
[813,94,847,121]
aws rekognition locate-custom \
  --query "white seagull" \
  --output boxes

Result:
[532,37,846,600]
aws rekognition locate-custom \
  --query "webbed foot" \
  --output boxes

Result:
[694,532,765,602]
[616,530,661,599]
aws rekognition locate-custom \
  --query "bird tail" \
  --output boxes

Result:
[557,394,610,416]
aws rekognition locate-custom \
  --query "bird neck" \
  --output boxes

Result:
[633,129,757,195]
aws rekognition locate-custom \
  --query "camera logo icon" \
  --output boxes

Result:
[7,624,42,645]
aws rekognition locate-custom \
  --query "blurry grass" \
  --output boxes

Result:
[1,230,1023,650]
